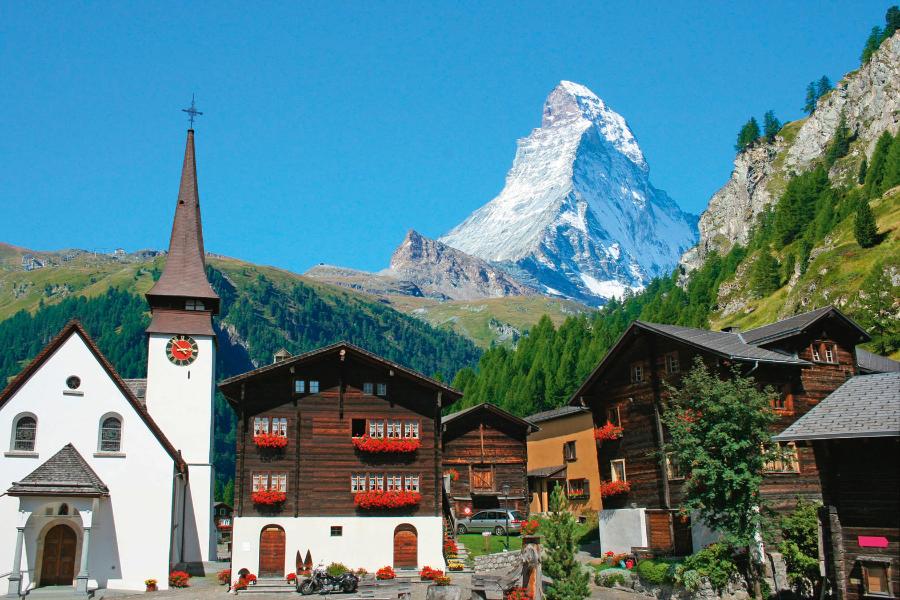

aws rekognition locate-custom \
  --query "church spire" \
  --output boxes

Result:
[146,129,220,315]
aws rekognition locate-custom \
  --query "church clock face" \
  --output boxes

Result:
[166,335,199,366]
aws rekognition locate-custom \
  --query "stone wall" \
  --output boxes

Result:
[474,550,520,573]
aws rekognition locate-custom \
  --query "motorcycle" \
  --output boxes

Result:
[298,565,359,595]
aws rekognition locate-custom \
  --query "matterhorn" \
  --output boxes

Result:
[439,81,698,305]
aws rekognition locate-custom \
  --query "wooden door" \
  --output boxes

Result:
[259,525,286,577]
[673,513,693,556]
[393,524,417,569]
[40,524,77,586]
[646,510,673,553]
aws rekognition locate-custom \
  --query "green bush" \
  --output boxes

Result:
[326,563,349,577]
[678,544,737,592]
[598,572,627,588]
[636,559,675,585]
[779,499,821,584]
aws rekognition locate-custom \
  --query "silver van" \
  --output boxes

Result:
[456,510,525,535]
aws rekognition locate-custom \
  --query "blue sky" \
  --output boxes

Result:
[0,2,890,273]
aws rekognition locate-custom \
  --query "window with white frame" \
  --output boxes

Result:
[12,414,37,452]
[369,474,384,491]
[376,383,387,396]
[375,420,385,438]
[405,474,420,492]
[363,382,374,395]
[607,406,621,427]
[252,473,266,492]
[811,345,821,361]
[824,345,835,363]
[99,415,122,452]
[387,475,402,491]
[404,420,420,438]
[387,419,401,438]
[185,299,205,311]
[271,417,288,436]
[351,474,366,493]
[765,442,800,473]
[253,417,269,435]
[630,362,644,383]
[665,352,680,374]
[271,473,287,492]
[611,459,627,482]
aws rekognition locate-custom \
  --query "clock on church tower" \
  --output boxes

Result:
[142,127,220,565]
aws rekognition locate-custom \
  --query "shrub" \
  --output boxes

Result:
[376,566,396,580]
[679,544,737,592]
[636,559,674,585]
[217,569,231,584]
[168,571,191,588]
[506,587,532,600]
[420,566,444,580]
[599,572,627,588]
[433,575,452,586]
[326,563,349,577]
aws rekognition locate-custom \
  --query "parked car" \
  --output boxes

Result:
[456,510,525,535]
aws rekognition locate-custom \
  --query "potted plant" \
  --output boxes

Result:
[426,574,460,600]
[354,490,421,509]
[145,579,158,592]
[600,480,631,497]
[254,432,288,449]
[168,570,191,588]
[251,490,287,505]
[376,566,396,580]
[594,421,624,443]
[420,566,444,581]
[286,572,297,583]
[217,569,231,585]
[352,436,421,453]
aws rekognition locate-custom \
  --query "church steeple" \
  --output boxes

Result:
[146,129,219,335]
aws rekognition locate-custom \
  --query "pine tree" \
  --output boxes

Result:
[854,261,900,355]
[735,117,761,152]
[543,486,590,600]
[750,251,782,297]
[224,479,235,506]
[816,76,832,99]
[803,82,818,114]
[864,131,894,197]
[858,157,868,184]
[884,6,900,39]
[882,133,900,190]
[861,26,883,64]
[763,110,781,142]
[854,198,878,248]
[824,113,851,167]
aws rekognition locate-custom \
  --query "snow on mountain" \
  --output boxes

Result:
[439,80,698,304]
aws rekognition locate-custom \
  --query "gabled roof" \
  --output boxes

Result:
[0,321,186,473]
[146,129,219,308]
[442,402,538,433]
[741,306,869,345]
[856,348,900,374]
[568,319,810,405]
[527,464,567,478]
[774,372,900,441]
[219,341,462,404]
[8,444,109,497]
[526,405,590,424]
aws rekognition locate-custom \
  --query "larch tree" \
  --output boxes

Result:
[854,198,878,248]
[804,82,818,114]
[763,110,782,142]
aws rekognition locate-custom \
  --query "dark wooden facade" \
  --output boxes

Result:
[575,308,870,555]
[442,403,536,515]
[219,344,461,519]
[816,437,900,600]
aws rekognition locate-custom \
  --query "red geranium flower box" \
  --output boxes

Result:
[600,480,631,497]
[252,490,287,505]
[593,421,624,443]
[352,436,421,453]
[354,490,421,509]
[254,433,288,449]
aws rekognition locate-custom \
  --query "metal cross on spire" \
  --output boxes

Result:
[182,94,203,128]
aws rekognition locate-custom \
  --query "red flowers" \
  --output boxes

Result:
[446,468,460,481]
[420,566,444,580]
[376,566,396,580]
[520,519,540,536]
[254,433,288,449]
[352,436,421,453]
[600,480,631,497]
[354,490,421,509]
[594,421,624,443]
[443,538,459,556]
[217,569,231,584]
[252,490,287,505]
[286,573,297,582]
[506,587,532,600]
[169,571,191,588]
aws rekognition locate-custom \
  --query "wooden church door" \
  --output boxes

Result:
[40,524,77,586]
[259,525,286,577]
[393,524,417,569]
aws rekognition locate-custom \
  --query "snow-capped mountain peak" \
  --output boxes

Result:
[438,81,697,305]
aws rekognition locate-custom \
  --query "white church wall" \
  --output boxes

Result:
[0,333,176,593]
[230,516,445,582]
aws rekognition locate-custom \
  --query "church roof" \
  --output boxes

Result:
[0,321,187,473]
[8,444,109,497]
[146,129,219,308]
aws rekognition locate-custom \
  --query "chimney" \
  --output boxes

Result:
[273,348,291,364]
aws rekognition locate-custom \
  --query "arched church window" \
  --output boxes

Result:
[58,503,69,516]
[99,415,122,452]
[12,415,36,452]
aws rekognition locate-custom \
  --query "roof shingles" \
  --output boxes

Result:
[8,444,109,497]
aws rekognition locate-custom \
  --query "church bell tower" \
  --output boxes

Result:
[144,127,219,565]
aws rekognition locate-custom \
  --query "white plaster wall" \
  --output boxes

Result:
[230,516,444,583]
[598,508,647,554]
[690,512,723,552]
[0,333,176,593]
[145,332,216,562]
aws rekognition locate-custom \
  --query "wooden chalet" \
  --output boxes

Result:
[218,342,461,575]
[775,372,900,600]
[441,403,537,519]
[571,306,882,556]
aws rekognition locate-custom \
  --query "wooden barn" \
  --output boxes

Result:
[219,343,461,578]
[441,403,537,519]
[571,306,889,556]
[775,371,900,600]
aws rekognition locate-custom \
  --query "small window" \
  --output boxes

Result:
[567,478,589,499]
[185,299,205,311]
[66,375,81,390]
[294,380,306,394]
[376,383,387,396]
[351,474,366,493]
[12,415,37,452]
[405,474,420,492]
[630,362,644,383]
[253,417,269,435]
[363,382,374,395]
[331,526,343,537]
[811,345,821,361]
[765,442,800,473]
[607,406,621,428]
[771,384,794,413]
[611,459,627,482]
[272,473,288,492]
[861,561,890,596]
[472,466,493,490]
[404,421,419,439]
[271,417,288,436]
[351,419,366,438]
[563,440,577,462]
[387,475,402,491]
[665,352,680,374]
[309,380,320,393]
[252,472,267,492]
[375,420,385,438]
[58,503,69,516]
[387,419,401,438]
[369,474,384,491]
[824,345,835,364]
[99,416,122,452]
[666,452,684,480]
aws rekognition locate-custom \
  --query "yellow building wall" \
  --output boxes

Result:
[527,411,602,514]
